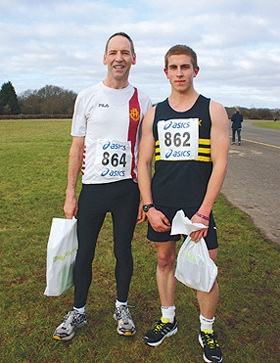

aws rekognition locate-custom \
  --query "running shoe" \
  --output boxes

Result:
[113,305,136,336]
[199,330,223,362]
[143,318,177,346]
[53,310,87,341]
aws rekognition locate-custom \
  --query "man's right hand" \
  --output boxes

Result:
[64,194,78,219]
[146,208,171,232]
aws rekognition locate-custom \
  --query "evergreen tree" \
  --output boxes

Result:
[0,81,21,115]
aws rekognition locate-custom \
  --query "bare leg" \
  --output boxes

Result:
[197,248,219,319]
[154,241,177,307]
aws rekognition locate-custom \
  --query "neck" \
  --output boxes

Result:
[103,78,129,90]
[168,89,199,112]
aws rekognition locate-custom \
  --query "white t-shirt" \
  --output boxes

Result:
[71,82,152,184]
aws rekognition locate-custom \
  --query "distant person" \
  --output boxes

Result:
[137,44,229,363]
[53,32,152,341]
[273,117,277,122]
[231,109,243,145]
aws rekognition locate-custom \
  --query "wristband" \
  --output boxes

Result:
[195,212,210,221]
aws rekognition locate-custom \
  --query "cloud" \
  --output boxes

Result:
[0,0,280,108]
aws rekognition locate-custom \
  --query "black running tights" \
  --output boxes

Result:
[73,180,140,308]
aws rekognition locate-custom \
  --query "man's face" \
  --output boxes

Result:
[103,35,136,83]
[164,54,199,93]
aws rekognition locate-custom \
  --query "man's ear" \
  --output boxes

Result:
[194,66,200,77]
[103,53,107,66]
[132,53,136,65]
[164,68,169,79]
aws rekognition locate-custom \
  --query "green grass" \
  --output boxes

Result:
[252,120,280,129]
[1,119,279,362]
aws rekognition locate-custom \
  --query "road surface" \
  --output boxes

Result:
[221,121,280,244]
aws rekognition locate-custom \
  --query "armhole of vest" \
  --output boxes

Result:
[207,97,212,127]
[153,103,160,140]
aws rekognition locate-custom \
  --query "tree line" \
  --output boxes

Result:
[0,81,279,120]
[226,106,279,121]
[0,82,77,118]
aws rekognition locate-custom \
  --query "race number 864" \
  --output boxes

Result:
[102,152,127,167]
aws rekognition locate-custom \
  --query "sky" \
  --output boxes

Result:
[1,0,280,109]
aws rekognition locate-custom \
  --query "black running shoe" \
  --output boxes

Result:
[143,318,177,347]
[199,330,223,362]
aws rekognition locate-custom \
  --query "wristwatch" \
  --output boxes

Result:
[143,204,155,213]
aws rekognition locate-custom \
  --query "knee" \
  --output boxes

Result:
[114,245,132,261]
[157,251,175,269]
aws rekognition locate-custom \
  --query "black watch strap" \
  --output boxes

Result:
[143,204,155,213]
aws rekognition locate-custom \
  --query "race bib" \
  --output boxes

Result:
[158,118,199,160]
[94,139,132,180]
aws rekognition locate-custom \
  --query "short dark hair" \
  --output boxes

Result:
[164,45,198,70]
[105,32,135,55]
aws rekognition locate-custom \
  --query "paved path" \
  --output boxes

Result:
[221,121,280,244]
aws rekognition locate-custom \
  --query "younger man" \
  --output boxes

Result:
[137,45,229,363]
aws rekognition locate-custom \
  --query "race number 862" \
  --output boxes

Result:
[164,131,190,147]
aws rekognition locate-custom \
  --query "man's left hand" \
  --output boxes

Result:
[190,213,209,242]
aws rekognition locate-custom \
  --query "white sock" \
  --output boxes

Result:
[74,305,86,314]
[115,299,127,308]
[161,305,176,323]
[200,314,215,331]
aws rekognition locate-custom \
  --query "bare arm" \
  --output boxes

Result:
[64,136,85,219]
[190,101,229,241]
[137,107,171,232]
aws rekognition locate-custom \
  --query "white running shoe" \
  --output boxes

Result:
[53,310,87,341]
[113,305,136,336]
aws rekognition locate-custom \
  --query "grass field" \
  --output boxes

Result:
[0,119,279,363]
[252,120,280,129]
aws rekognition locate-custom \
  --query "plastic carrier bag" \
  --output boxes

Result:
[171,210,218,293]
[44,217,78,296]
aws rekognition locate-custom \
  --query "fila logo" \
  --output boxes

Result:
[98,103,109,108]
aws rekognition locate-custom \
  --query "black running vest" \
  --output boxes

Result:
[151,95,213,208]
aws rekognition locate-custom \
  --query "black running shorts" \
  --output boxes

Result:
[147,205,218,250]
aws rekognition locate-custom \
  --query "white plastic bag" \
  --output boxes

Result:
[171,210,218,293]
[175,236,217,292]
[44,217,78,296]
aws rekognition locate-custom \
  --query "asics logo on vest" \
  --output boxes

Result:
[101,169,125,177]
[163,120,191,130]
[165,150,191,159]
[102,141,126,151]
